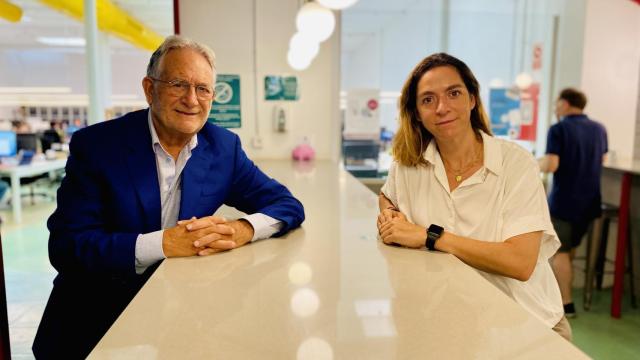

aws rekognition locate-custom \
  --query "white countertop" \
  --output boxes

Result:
[89,160,588,359]
[603,157,640,174]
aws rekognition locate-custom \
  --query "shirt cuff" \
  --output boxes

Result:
[241,213,283,241]
[135,230,166,274]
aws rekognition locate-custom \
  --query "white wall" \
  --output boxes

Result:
[553,0,586,92]
[342,34,380,90]
[580,0,640,295]
[448,1,518,104]
[179,0,341,161]
[341,0,444,132]
[581,0,640,161]
[379,3,443,92]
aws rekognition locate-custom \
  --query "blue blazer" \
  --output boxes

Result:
[33,109,304,358]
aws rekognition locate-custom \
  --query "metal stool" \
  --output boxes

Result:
[583,203,637,310]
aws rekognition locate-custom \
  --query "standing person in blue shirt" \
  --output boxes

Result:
[539,88,608,318]
[65,118,85,137]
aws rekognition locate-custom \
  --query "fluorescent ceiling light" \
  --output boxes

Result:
[37,37,86,47]
[0,87,72,94]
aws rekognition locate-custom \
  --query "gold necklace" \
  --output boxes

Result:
[442,146,483,182]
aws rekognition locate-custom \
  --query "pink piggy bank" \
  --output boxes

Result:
[292,142,315,161]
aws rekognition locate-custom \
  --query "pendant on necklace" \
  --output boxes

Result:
[455,175,462,182]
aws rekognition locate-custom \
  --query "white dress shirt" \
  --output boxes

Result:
[135,114,282,273]
[381,131,564,327]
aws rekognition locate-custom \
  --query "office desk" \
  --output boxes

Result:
[89,160,587,359]
[0,158,66,223]
[603,158,640,318]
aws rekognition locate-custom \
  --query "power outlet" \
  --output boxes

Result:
[251,136,263,149]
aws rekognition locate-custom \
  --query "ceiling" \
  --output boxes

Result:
[1,0,457,54]
[341,0,522,54]
[0,0,173,50]
[0,0,492,55]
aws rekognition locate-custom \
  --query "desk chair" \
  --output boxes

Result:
[20,175,54,204]
[39,130,61,153]
[1,172,56,205]
[10,133,56,204]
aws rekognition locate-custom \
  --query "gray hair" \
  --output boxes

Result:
[146,35,217,78]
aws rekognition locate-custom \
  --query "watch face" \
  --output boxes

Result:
[428,224,444,236]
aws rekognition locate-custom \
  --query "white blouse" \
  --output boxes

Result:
[381,131,564,327]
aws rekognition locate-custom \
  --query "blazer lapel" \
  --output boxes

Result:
[179,132,213,220]
[124,110,161,231]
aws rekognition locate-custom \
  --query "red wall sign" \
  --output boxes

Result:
[532,44,542,71]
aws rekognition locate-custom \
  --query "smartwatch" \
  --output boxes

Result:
[425,224,444,251]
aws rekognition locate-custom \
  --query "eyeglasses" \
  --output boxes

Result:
[150,77,215,100]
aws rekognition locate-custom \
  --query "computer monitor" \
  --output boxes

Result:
[0,131,17,157]
[17,133,38,152]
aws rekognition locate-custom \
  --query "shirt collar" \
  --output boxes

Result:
[423,130,503,176]
[147,109,198,152]
[561,113,586,121]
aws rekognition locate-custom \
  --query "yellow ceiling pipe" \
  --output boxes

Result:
[98,0,163,51]
[0,0,23,22]
[39,0,163,51]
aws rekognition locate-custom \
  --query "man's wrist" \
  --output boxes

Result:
[136,230,166,273]
[161,227,178,257]
[231,219,254,245]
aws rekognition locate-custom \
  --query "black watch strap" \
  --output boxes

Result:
[425,224,444,251]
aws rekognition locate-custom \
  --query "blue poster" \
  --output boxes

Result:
[489,88,520,137]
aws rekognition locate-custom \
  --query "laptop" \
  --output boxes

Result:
[18,150,34,165]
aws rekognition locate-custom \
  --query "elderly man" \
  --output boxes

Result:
[33,35,305,358]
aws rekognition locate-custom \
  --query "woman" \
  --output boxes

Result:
[377,53,569,340]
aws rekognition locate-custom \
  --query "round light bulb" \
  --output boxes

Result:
[296,2,336,43]
[489,78,505,88]
[317,0,359,10]
[289,32,320,60]
[287,49,312,71]
[515,72,533,90]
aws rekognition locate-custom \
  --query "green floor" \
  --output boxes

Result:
[1,197,639,359]
[570,287,640,359]
[1,196,57,360]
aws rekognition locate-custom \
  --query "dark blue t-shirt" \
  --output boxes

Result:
[546,114,608,223]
